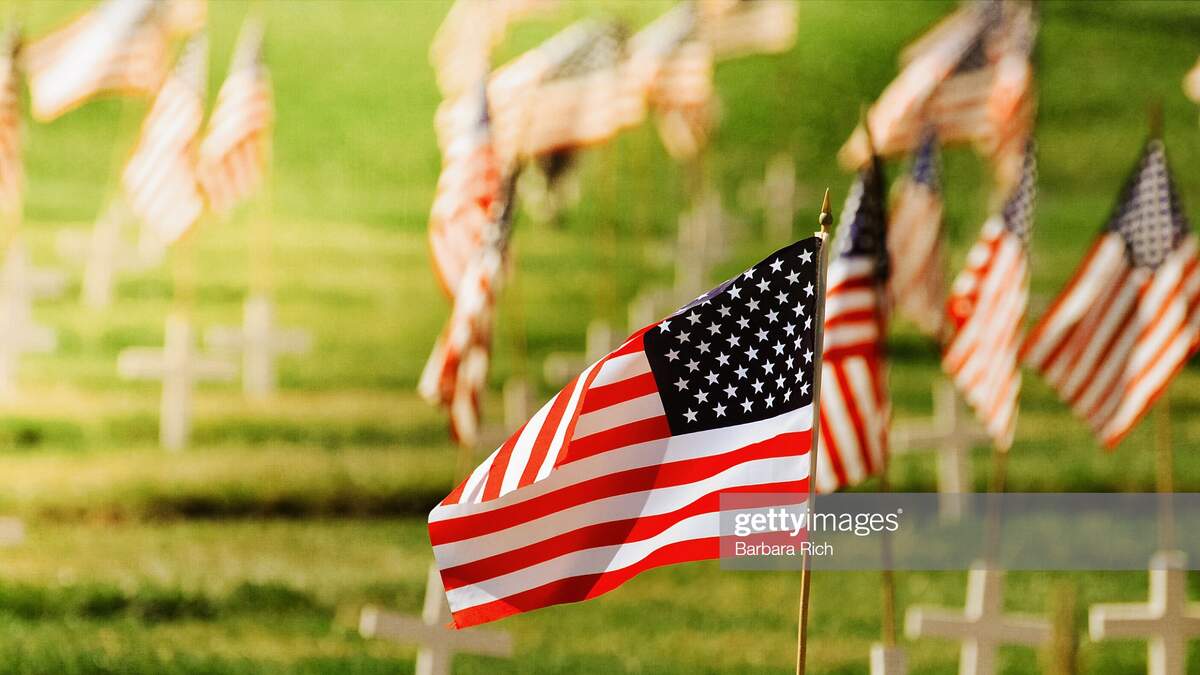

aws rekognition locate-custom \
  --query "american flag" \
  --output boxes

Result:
[122,34,206,247]
[839,0,1036,184]
[487,20,644,168]
[23,0,171,122]
[887,130,946,337]
[198,19,272,217]
[697,0,798,61]
[1022,139,1199,448]
[815,157,889,493]
[419,178,516,448]
[942,140,1036,450]
[0,30,22,221]
[628,3,715,160]
[428,83,503,298]
[429,237,824,628]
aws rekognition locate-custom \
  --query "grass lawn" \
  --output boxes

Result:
[3,0,1200,672]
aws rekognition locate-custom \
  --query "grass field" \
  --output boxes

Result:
[3,0,1200,672]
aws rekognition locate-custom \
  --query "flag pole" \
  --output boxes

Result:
[796,187,832,675]
[859,106,899,651]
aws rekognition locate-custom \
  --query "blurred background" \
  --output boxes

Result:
[1,1,1200,673]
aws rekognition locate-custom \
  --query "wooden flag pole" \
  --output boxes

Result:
[1154,392,1175,552]
[796,188,832,675]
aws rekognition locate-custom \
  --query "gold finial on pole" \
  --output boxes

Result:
[818,188,832,235]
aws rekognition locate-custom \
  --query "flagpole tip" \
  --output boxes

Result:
[818,188,833,233]
[1147,99,1164,139]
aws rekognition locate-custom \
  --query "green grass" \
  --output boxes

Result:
[3,0,1200,672]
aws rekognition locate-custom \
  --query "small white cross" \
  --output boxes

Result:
[891,380,989,521]
[0,516,24,547]
[206,294,312,399]
[542,319,618,386]
[117,313,237,451]
[1090,550,1200,675]
[869,643,907,675]
[360,563,513,675]
[906,562,1051,675]
[56,201,161,309]
[0,239,65,396]
[675,187,739,301]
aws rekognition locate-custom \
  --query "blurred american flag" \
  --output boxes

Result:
[1023,139,1199,448]
[122,35,207,247]
[199,19,273,217]
[0,30,22,220]
[887,129,945,337]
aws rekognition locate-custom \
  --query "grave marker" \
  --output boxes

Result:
[906,562,1051,675]
[117,313,237,450]
[206,293,312,399]
[1089,551,1200,675]
[360,563,513,675]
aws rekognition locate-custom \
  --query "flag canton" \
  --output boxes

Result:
[544,21,627,81]
[835,159,889,280]
[1107,139,1191,269]
[954,0,1003,73]
[911,130,941,190]
[1001,140,1036,244]
[644,238,822,435]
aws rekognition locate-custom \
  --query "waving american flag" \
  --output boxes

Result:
[943,140,1036,450]
[815,156,890,493]
[199,19,272,217]
[430,237,824,627]
[122,34,206,247]
[840,0,1036,187]
[628,3,715,160]
[887,130,946,337]
[488,19,644,167]
[428,83,502,298]
[1023,139,1199,448]
[23,0,170,122]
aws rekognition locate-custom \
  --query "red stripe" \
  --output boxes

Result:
[481,418,529,502]
[560,416,672,464]
[429,429,811,546]
[579,371,658,414]
[518,376,579,487]
[441,478,807,591]
[1021,238,1109,364]
[831,361,877,476]
[818,408,849,489]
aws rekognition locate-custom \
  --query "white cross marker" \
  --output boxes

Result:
[206,294,312,399]
[1089,551,1200,675]
[0,517,24,547]
[360,563,513,675]
[869,643,908,675]
[56,202,161,309]
[543,319,618,386]
[906,562,1051,675]
[891,380,988,521]
[0,240,65,396]
[117,313,237,451]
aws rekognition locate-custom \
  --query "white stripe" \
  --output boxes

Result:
[820,367,865,485]
[537,358,605,481]
[572,392,665,440]
[590,351,651,388]
[845,357,885,472]
[498,395,557,498]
